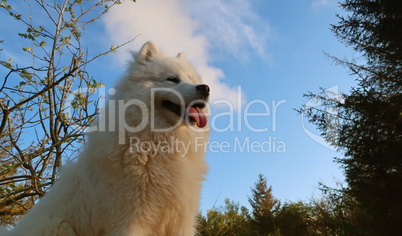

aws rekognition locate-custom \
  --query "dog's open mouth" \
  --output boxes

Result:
[162,100,207,128]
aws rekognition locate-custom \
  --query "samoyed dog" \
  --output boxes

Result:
[3,42,210,235]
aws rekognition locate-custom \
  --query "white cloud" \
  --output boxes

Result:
[187,0,270,62]
[103,0,269,109]
[311,0,330,9]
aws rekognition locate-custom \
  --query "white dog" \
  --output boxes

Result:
[4,42,210,236]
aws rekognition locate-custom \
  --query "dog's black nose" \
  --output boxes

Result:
[196,84,210,97]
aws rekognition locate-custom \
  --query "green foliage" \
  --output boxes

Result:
[276,201,311,236]
[197,198,252,236]
[248,174,280,235]
[309,184,359,236]
[196,175,360,236]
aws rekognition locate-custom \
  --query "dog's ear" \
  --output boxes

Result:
[136,41,160,65]
[177,52,187,61]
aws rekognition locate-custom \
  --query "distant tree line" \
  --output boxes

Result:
[196,174,357,236]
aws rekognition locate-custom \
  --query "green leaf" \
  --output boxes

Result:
[0,60,13,68]
[1,0,11,10]
[74,31,81,38]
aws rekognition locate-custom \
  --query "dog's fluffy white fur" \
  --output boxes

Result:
[5,42,209,236]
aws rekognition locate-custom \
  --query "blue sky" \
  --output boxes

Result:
[1,0,358,212]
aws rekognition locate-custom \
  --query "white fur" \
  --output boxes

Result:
[5,42,209,236]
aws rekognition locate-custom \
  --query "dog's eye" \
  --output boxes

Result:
[167,77,180,83]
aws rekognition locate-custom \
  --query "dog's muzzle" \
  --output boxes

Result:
[196,84,210,99]
[162,84,210,128]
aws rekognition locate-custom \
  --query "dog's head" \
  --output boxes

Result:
[128,41,210,130]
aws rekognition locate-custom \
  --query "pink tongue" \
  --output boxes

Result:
[188,107,207,128]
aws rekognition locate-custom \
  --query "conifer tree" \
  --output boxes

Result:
[300,0,402,234]
[248,174,280,235]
